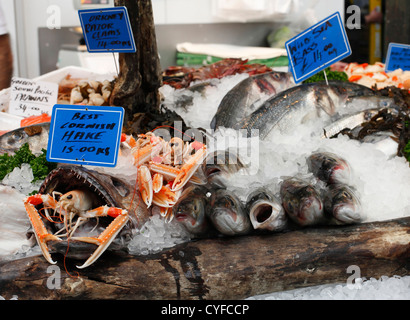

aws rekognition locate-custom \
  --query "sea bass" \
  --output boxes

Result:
[211,71,294,130]
[0,122,50,155]
[201,150,247,189]
[307,152,351,185]
[232,81,394,140]
[323,184,363,225]
[246,188,287,232]
[207,189,252,236]
[280,177,325,227]
[173,185,211,237]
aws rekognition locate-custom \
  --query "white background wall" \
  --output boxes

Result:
[0,0,345,78]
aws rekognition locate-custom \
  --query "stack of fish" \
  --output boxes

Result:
[173,150,363,238]
[281,152,362,227]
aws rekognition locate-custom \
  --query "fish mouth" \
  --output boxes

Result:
[175,212,197,226]
[250,202,273,224]
[39,165,124,208]
[36,165,131,259]
[333,204,362,224]
[213,208,238,223]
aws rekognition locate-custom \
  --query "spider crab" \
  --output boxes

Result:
[24,131,208,268]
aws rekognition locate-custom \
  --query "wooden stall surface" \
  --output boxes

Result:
[0,217,409,300]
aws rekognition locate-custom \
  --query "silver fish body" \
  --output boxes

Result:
[322,108,392,139]
[246,188,287,232]
[211,71,294,130]
[280,178,324,227]
[208,189,252,236]
[0,122,50,155]
[173,185,211,236]
[307,152,351,185]
[324,184,363,224]
[233,81,392,140]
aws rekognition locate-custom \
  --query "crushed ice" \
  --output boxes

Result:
[248,275,410,300]
[127,213,191,256]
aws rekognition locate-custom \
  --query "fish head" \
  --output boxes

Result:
[248,198,286,232]
[246,187,273,205]
[297,186,324,226]
[36,165,149,259]
[173,185,210,235]
[0,123,50,155]
[280,178,323,226]
[204,150,245,177]
[202,150,246,189]
[208,189,251,236]
[307,152,351,185]
[326,185,362,224]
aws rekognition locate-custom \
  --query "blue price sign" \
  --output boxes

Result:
[47,105,124,167]
[78,6,136,53]
[385,43,410,72]
[286,12,351,83]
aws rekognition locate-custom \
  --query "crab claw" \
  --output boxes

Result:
[171,146,207,191]
[152,173,163,193]
[24,202,61,265]
[138,165,153,207]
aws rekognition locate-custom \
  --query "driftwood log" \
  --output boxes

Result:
[0,217,409,300]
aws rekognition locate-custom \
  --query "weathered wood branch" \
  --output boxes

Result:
[109,0,162,125]
[0,218,409,300]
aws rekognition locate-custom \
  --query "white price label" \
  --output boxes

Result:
[9,77,58,117]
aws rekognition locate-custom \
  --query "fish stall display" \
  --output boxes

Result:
[0,59,409,300]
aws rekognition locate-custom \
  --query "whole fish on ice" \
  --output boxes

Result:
[201,149,247,189]
[307,152,351,185]
[231,81,395,139]
[211,71,295,130]
[207,188,252,236]
[173,185,211,237]
[280,177,325,227]
[323,184,363,224]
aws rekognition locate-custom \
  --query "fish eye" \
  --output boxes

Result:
[226,197,236,207]
[287,202,293,212]
[7,131,24,144]
[342,191,352,199]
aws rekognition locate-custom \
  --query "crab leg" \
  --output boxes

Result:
[149,163,182,181]
[171,146,208,191]
[149,162,206,186]
[132,144,154,166]
[24,201,61,265]
[73,206,129,269]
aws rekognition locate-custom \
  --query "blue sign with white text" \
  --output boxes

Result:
[286,12,351,83]
[78,6,136,53]
[385,43,410,72]
[47,105,124,167]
